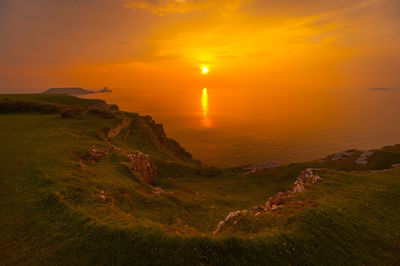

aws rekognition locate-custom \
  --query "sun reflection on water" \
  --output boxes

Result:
[201,88,212,127]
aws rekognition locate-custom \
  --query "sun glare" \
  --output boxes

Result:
[201,88,211,127]
[201,88,208,119]
[202,66,208,74]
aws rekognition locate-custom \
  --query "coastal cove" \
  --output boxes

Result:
[1,94,400,264]
[2,1,400,264]
[82,87,400,167]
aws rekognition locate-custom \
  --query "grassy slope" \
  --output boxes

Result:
[0,94,399,265]
[1,94,106,107]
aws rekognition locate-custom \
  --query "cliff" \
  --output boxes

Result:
[42,87,112,95]
[42,87,95,95]
[1,94,400,265]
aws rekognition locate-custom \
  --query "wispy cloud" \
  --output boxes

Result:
[123,0,247,15]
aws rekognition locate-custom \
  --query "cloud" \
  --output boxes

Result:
[123,0,247,15]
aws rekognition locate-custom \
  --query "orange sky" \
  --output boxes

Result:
[0,0,399,92]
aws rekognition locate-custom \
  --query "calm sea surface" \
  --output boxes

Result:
[83,88,400,167]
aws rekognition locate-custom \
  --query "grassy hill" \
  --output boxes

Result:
[42,87,96,95]
[0,94,400,265]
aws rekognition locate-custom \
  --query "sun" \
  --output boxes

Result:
[202,66,208,74]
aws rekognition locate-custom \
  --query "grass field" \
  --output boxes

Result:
[0,94,399,265]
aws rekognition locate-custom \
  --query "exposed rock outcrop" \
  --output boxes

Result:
[261,168,321,211]
[103,141,159,186]
[132,115,193,160]
[330,150,359,161]
[127,151,157,185]
[79,146,110,169]
[391,163,400,169]
[89,147,109,161]
[105,104,119,111]
[294,168,322,188]
[153,187,164,195]
[214,168,324,234]
[355,151,374,165]
[107,118,132,138]
[100,190,107,203]
[214,210,249,234]
[244,161,280,176]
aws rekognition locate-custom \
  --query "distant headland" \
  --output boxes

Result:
[42,86,111,95]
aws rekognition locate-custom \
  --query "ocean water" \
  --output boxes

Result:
[83,88,400,167]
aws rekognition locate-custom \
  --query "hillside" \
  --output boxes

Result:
[1,94,400,265]
[42,87,112,95]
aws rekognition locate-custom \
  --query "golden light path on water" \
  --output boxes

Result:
[201,88,212,127]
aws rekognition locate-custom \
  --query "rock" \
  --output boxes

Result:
[355,151,374,165]
[213,210,249,234]
[293,186,305,193]
[292,168,323,193]
[294,168,322,186]
[330,150,359,161]
[214,221,225,235]
[213,168,325,234]
[108,144,121,151]
[175,217,183,224]
[127,151,157,185]
[244,161,280,176]
[391,163,400,169]
[312,175,322,183]
[271,204,279,210]
[252,205,266,212]
[79,159,87,169]
[264,201,271,210]
[136,116,193,160]
[153,187,164,194]
[240,209,249,214]
[89,147,108,161]
[100,190,106,203]
[106,104,119,111]
[107,118,132,138]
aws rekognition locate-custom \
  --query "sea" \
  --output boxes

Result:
[82,87,400,167]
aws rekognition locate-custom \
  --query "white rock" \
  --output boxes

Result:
[355,151,374,165]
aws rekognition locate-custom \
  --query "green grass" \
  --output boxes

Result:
[0,94,106,107]
[0,94,400,265]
